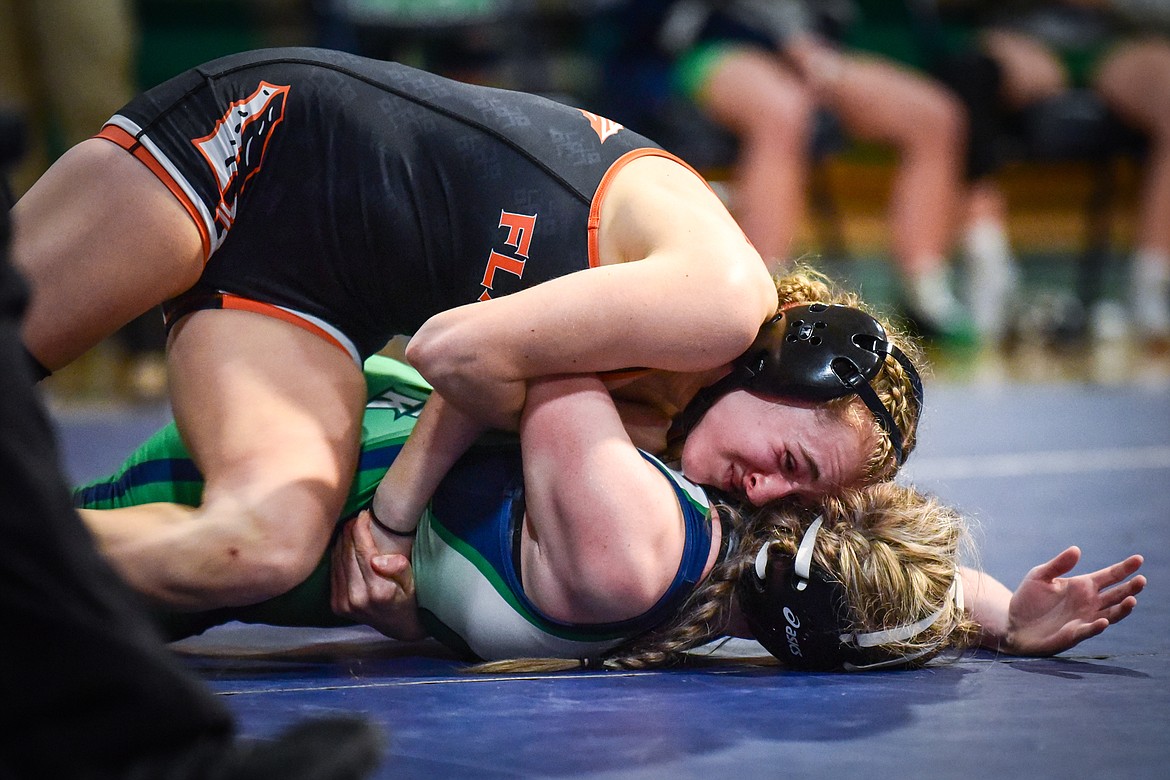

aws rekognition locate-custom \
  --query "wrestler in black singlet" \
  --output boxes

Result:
[99,47,676,361]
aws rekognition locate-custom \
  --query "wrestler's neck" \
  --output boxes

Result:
[611,365,730,421]
[611,365,731,454]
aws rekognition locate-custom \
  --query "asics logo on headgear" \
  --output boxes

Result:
[783,607,802,658]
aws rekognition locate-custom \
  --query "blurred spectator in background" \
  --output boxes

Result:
[878,0,1023,346]
[0,0,137,195]
[0,0,168,399]
[967,0,1170,345]
[606,0,978,346]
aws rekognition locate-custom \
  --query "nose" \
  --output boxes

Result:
[743,472,798,507]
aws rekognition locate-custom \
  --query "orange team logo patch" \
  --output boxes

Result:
[192,81,291,237]
[579,109,624,143]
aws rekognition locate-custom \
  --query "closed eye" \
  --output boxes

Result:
[799,444,821,485]
[780,449,799,479]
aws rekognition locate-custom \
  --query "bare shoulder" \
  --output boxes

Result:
[597,154,762,271]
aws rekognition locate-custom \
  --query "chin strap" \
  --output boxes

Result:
[840,571,964,672]
[832,338,923,465]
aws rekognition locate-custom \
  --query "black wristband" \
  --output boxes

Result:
[368,504,416,537]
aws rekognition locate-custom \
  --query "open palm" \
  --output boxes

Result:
[1005,546,1145,656]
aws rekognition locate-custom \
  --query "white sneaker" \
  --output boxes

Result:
[967,261,1020,341]
[963,220,1020,341]
[904,266,978,345]
[1131,251,1170,341]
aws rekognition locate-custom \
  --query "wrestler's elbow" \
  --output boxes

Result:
[409,311,516,380]
[557,558,672,624]
[405,312,469,386]
[701,240,777,314]
[699,270,778,357]
[407,316,523,425]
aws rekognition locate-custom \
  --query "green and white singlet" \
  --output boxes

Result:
[75,356,715,661]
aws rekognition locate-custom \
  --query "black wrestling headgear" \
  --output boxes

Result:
[737,517,962,672]
[670,304,924,465]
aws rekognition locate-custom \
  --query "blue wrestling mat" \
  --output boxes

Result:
[50,360,1169,780]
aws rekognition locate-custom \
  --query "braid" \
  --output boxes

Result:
[601,525,751,669]
[774,264,860,309]
[869,330,925,477]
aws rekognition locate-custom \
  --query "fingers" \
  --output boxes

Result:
[1076,572,1144,634]
[1099,595,1138,626]
[371,553,415,597]
[351,511,380,560]
[1049,616,1111,656]
[1098,572,1144,623]
[331,518,365,615]
[371,552,408,578]
[1089,554,1144,589]
[1030,546,1081,582]
[1076,617,1111,645]
[1102,571,1146,605]
[330,512,419,624]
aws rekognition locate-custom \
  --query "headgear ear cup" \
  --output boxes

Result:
[738,518,858,671]
[669,304,923,464]
[737,518,961,671]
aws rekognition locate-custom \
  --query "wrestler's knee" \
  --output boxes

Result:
[200,490,340,601]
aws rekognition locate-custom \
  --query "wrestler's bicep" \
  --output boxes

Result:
[517,375,685,623]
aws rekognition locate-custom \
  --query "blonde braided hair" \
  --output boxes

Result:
[745,481,980,667]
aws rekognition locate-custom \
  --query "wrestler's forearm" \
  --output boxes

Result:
[79,504,311,610]
[371,392,487,542]
[406,253,775,428]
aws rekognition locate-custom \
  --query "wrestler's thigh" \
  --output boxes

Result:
[166,309,367,551]
[699,50,813,134]
[10,138,204,369]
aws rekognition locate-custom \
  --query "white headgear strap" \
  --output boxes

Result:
[752,514,964,672]
[753,515,824,591]
[840,572,964,671]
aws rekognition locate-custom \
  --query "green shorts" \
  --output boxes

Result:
[673,41,752,100]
